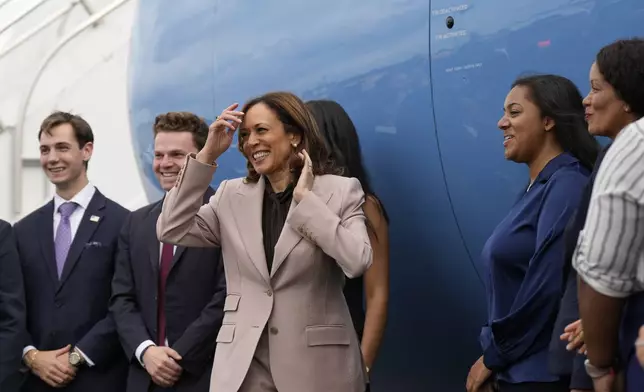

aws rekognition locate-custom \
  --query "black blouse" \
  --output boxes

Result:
[261,178,294,272]
[260,177,366,340]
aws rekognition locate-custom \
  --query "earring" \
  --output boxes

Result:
[625,106,631,113]
[292,142,298,148]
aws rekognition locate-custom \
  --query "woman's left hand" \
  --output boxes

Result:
[466,356,493,392]
[294,149,314,203]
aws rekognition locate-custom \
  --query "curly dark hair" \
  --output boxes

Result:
[153,111,209,150]
[238,91,340,183]
[596,38,644,118]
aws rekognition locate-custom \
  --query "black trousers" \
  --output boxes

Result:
[496,379,569,392]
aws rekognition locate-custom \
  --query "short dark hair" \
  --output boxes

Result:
[512,74,600,170]
[596,38,644,118]
[238,91,340,183]
[38,111,94,148]
[153,112,209,150]
[38,111,94,168]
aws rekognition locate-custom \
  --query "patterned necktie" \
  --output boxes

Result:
[54,202,78,278]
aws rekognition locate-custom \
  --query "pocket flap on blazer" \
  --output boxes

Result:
[223,294,241,311]
[216,324,236,343]
[305,325,351,346]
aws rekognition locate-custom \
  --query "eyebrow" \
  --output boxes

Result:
[155,149,186,154]
[41,141,71,148]
[240,122,269,132]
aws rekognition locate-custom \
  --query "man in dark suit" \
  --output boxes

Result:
[0,220,26,391]
[13,112,129,392]
[110,112,226,392]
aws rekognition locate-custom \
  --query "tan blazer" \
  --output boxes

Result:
[157,155,372,392]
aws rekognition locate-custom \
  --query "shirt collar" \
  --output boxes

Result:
[533,152,579,185]
[53,182,96,214]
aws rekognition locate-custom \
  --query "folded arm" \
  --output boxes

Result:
[287,177,372,278]
[484,172,588,371]
[157,154,224,248]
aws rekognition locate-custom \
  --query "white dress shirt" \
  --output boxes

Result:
[23,182,97,366]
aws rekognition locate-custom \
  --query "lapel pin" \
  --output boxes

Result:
[90,215,100,223]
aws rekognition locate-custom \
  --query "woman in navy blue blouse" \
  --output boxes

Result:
[466,75,600,392]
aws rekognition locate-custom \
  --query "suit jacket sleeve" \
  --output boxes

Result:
[12,224,35,355]
[157,155,224,248]
[75,211,130,367]
[109,214,153,363]
[0,221,26,384]
[287,177,373,278]
[171,249,226,375]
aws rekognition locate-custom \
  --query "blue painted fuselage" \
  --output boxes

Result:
[127,1,642,389]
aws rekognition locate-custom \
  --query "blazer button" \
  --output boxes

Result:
[266,290,272,297]
[269,327,278,335]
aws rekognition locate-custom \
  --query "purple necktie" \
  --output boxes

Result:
[55,202,78,278]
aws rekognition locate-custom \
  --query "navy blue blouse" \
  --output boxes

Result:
[479,152,590,384]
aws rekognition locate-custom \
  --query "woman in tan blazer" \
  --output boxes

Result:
[156,91,373,392]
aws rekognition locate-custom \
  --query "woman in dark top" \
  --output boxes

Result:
[466,74,599,392]
[552,38,644,391]
[307,100,390,378]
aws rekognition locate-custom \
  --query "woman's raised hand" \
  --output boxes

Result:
[197,103,244,164]
[294,149,314,203]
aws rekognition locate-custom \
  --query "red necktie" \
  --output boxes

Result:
[157,243,173,345]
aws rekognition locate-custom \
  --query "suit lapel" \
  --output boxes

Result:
[163,187,215,273]
[147,201,163,275]
[270,188,334,278]
[58,191,106,290]
[170,246,187,269]
[37,201,59,285]
[232,179,270,283]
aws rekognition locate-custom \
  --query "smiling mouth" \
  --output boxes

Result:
[161,172,178,178]
[503,135,514,146]
[252,151,269,161]
[49,167,65,173]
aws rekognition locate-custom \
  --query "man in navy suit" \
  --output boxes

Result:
[110,112,225,392]
[0,219,26,392]
[13,111,129,391]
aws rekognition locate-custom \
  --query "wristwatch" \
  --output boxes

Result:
[584,359,613,379]
[69,347,86,367]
